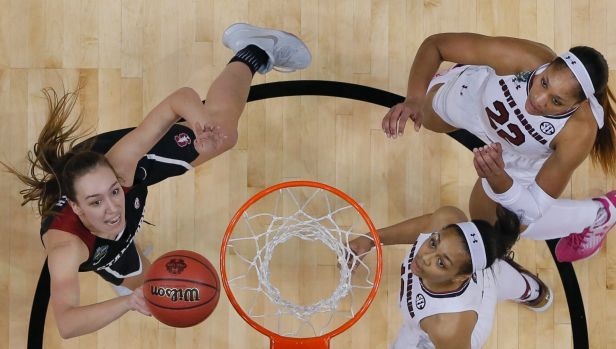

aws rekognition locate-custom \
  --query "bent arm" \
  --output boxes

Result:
[46,231,133,338]
[406,33,555,101]
[482,118,596,224]
[106,87,219,187]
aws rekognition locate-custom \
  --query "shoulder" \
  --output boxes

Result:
[44,229,89,264]
[428,33,556,74]
[553,108,597,156]
[420,311,477,348]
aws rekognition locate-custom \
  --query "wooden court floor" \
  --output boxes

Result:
[1,1,615,348]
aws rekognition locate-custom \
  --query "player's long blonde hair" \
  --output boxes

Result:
[1,86,111,217]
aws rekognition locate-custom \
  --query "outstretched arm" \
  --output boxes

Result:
[45,230,150,338]
[349,206,467,257]
[384,33,555,137]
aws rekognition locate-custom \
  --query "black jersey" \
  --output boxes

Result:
[39,123,199,285]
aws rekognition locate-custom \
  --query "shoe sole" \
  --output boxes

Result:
[223,23,311,72]
[528,284,554,313]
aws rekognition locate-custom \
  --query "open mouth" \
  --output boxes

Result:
[106,215,121,226]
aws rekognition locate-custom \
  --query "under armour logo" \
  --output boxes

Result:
[565,55,577,64]
[460,85,468,96]
[470,233,478,243]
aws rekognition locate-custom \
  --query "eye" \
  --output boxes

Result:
[541,78,547,88]
[552,97,562,106]
[90,200,102,207]
[430,238,436,248]
[437,258,445,268]
[112,188,120,196]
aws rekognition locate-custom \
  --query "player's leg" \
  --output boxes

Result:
[492,258,552,312]
[551,191,616,262]
[189,23,312,168]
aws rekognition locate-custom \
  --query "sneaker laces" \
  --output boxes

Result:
[272,47,298,71]
[567,228,590,249]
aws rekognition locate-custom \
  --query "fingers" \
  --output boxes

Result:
[193,125,228,153]
[473,144,505,177]
[411,111,423,132]
[382,103,412,138]
[382,105,400,138]
[472,151,487,177]
[130,287,152,316]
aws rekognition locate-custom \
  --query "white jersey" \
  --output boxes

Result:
[392,233,497,349]
[429,64,574,185]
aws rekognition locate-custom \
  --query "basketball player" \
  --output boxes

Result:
[381,33,616,262]
[349,205,552,349]
[2,23,311,338]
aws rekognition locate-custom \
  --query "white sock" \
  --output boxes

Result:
[522,199,601,240]
[493,260,529,301]
[519,273,541,302]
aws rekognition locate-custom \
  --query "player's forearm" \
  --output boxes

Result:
[377,213,435,246]
[168,87,208,125]
[55,296,132,339]
[406,35,444,100]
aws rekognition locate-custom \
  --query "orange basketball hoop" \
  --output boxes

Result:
[221,181,382,349]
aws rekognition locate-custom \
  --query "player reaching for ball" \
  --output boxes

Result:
[1,23,311,338]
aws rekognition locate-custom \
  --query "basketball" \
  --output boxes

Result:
[144,250,220,327]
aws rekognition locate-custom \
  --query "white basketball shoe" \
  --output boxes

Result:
[222,23,311,74]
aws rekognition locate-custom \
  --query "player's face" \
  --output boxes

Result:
[526,64,581,116]
[70,165,126,238]
[411,228,471,285]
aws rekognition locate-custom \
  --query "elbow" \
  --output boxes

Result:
[58,325,79,340]
[176,86,199,99]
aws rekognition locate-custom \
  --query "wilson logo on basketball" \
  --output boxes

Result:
[150,286,201,302]
[166,258,187,274]
[174,133,192,147]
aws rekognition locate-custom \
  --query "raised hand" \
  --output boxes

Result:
[473,143,505,178]
[192,121,228,154]
[346,235,375,270]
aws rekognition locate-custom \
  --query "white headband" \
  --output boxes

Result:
[455,222,487,273]
[558,52,605,128]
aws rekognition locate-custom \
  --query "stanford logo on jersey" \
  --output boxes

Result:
[174,133,192,147]
[540,121,555,135]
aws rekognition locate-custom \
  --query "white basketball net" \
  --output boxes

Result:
[225,186,377,338]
